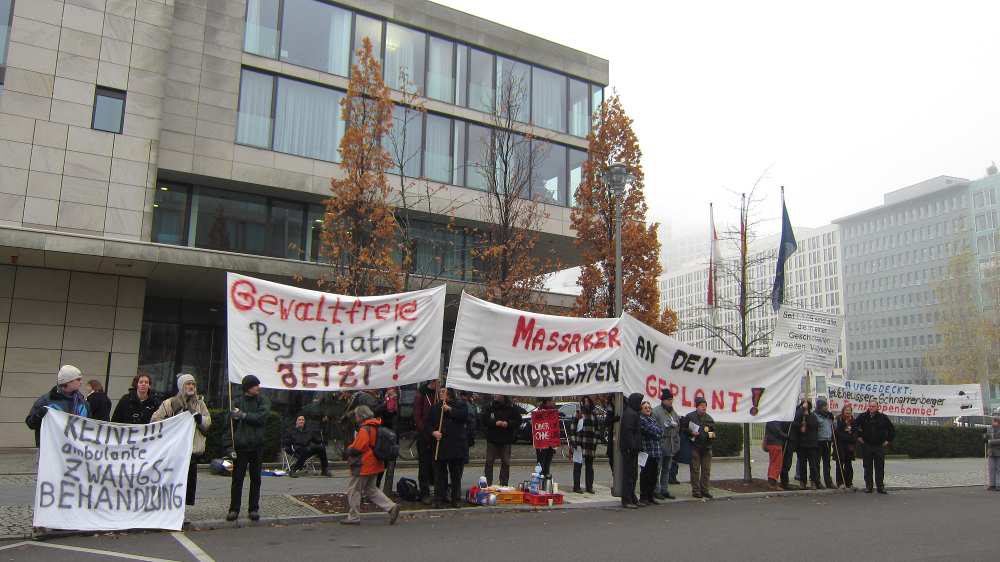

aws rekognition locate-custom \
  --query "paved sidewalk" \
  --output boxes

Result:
[0,446,989,540]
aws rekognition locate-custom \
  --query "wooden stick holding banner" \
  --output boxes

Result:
[434,400,445,461]
[830,416,848,494]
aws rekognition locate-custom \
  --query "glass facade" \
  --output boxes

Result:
[244,0,281,58]
[279,0,351,77]
[384,23,425,92]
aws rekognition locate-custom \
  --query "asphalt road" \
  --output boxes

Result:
[1,487,995,561]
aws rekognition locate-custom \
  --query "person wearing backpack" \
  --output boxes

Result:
[343,405,400,526]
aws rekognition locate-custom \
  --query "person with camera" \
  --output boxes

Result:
[682,396,717,499]
[223,375,271,521]
[855,399,895,494]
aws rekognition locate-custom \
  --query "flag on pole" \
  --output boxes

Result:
[708,204,722,307]
[770,188,798,311]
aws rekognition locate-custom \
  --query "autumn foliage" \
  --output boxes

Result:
[571,94,676,333]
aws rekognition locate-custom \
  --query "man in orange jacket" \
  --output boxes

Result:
[342,405,401,525]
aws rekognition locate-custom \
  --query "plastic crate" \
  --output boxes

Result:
[496,491,524,504]
[523,492,563,506]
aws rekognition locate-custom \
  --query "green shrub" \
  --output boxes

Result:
[887,425,984,458]
[199,409,284,463]
[713,422,744,456]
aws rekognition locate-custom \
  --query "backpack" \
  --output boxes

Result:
[366,425,400,461]
[397,477,420,502]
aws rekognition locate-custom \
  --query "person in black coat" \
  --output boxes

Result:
[424,387,469,509]
[111,374,162,425]
[86,380,113,422]
[794,400,821,489]
[834,405,858,489]
[603,397,620,472]
[283,414,332,477]
[855,400,895,494]
[480,394,523,486]
[618,392,643,509]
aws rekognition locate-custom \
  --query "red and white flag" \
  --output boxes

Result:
[708,204,722,307]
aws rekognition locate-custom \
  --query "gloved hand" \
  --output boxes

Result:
[193,413,203,425]
[34,407,47,422]
[229,410,245,420]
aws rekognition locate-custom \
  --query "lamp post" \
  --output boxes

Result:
[601,161,634,498]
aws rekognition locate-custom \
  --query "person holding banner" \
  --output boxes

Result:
[224,375,271,521]
[834,405,857,489]
[111,373,161,425]
[482,394,524,487]
[569,396,599,494]
[25,365,90,447]
[682,396,717,499]
[855,400,895,494]
[794,400,821,490]
[151,373,211,508]
[619,392,644,509]
[425,387,469,509]
[85,380,113,421]
[639,401,664,505]
[987,417,1000,490]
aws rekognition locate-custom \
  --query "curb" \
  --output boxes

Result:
[6,483,984,542]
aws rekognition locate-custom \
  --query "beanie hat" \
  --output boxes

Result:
[816,399,828,410]
[176,373,196,393]
[242,375,261,393]
[57,365,82,386]
[661,388,674,400]
[694,396,707,407]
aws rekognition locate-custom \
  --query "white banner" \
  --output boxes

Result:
[770,306,844,371]
[620,316,806,423]
[33,409,194,531]
[446,292,625,396]
[827,380,984,419]
[227,273,445,390]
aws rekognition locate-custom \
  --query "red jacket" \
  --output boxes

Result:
[348,419,385,476]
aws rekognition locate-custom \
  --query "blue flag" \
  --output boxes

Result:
[770,199,797,311]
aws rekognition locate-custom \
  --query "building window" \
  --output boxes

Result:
[423,113,453,183]
[468,48,494,113]
[568,148,587,203]
[278,0,351,77]
[388,105,423,178]
[92,88,126,134]
[532,66,566,133]
[353,14,383,64]
[272,76,345,163]
[569,78,590,138]
[384,23,425,92]
[496,56,530,122]
[534,143,566,205]
[244,0,281,58]
[236,69,274,149]
[426,36,455,104]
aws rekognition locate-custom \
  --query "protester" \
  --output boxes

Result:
[111,373,161,425]
[987,417,1000,491]
[603,397,620,474]
[150,373,211,507]
[342,405,401,525]
[815,399,836,489]
[25,365,90,447]
[534,397,558,478]
[834,405,857,489]
[284,414,332,478]
[224,375,271,521]
[456,390,476,465]
[618,392,643,508]
[682,396,716,499]
[85,380,112,421]
[779,418,798,490]
[425,387,469,509]
[413,378,439,504]
[481,394,523,486]
[639,401,664,505]
[569,395,600,494]
[763,419,790,491]
[794,400,821,489]
[855,399,895,494]
[650,389,680,500]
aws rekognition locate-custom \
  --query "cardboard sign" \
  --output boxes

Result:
[532,409,560,449]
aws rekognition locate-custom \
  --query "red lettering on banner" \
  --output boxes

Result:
[294,302,315,321]
[712,390,725,410]
[278,364,296,388]
[315,295,326,322]
[231,280,256,311]
[594,331,608,349]
[279,299,295,320]
[728,391,744,412]
[396,301,417,321]
[257,294,277,315]
[301,363,319,388]
[513,316,535,349]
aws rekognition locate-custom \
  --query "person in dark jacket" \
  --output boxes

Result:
[816,399,836,489]
[779,419,798,489]
[85,380,112,421]
[223,375,271,521]
[481,394,523,486]
[603,397,620,472]
[763,420,790,490]
[111,373,161,425]
[25,365,90,447]
[618,392,643,509]
[834,405,857,489]
[413,379,439,504]
[569,395,600,494]
[794,400,821,489]
[284,414,332,477]
[855,400,895,494]
[682,396,717,498]
[424,387,469,509]
[638,401,664,505]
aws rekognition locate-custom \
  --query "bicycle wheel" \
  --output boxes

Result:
[399,431,419,461]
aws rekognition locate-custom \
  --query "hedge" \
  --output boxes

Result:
[714,423,744,457]
[887,425,985,458]
[198,409,284,463]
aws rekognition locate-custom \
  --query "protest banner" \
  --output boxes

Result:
[446,292,625,396]
[531,409,560,449]
[770,306,844,371]
[620,315,805,423]
[827,380,984,419]
[227,273,445,390]
[33,409,194,531]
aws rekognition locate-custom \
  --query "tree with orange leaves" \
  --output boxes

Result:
[318,38,402,296]
[570,93,676,334]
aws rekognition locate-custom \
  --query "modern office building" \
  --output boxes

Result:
[659,223,845,366]
[0,0,607,446]
[834,176,974,386]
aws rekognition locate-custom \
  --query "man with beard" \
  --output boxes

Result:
[151,373,211,507]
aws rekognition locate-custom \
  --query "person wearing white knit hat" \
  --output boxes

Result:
[25,365,90,447]
[151,373,211,509]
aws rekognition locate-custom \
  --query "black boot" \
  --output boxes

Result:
[572,463,582,493]
[585,462,595,494]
